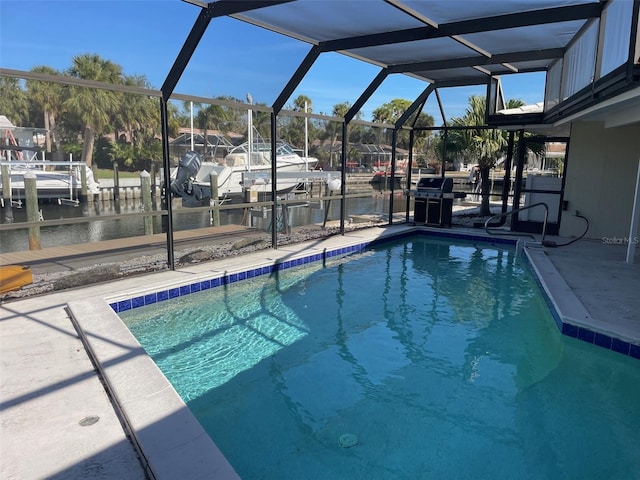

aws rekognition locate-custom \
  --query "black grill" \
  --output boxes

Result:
[410,177,464,226]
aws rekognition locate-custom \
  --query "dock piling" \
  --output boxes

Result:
[112,163,120,201]
[140,170,153,235]
[80,165,88,203]
[2,164,11,211]
[24,171,41,250]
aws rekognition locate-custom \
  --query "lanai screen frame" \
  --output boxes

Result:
[6,0,638,270]
[162,0,640,269]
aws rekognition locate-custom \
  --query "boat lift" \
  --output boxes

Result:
[1,121,88,207]
[242,169,342,207]
[0,160,90,207]
[241,170,343,229]
[241,170,342,196]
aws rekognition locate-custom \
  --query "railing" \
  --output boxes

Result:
[484,202,549,243]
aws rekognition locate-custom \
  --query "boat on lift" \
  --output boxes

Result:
[170,137,318,206]
[0,161,100,206]
[0,117,99,205]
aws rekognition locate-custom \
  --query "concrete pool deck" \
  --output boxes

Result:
[1,224,638,479]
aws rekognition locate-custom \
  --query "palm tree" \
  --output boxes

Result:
[324,102,350,168]
[451,95,508,216]
[411,110,435,155]
[195,103,232,158]
[346,110,366,144]
[114,75,148,144]
[0,77,29,126]
[27,66,64,159]
[451,95,547,216]
[372,99,403,146]
[64,54,123,167]
[165,101,181,139]
[372,98,434,151]
[426,131,455,171]
[280,95,315,150]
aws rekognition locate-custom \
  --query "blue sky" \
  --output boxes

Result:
[0,0,546,122]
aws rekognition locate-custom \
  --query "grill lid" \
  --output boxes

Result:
[416,177,453,193]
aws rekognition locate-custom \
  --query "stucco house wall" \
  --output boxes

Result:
[561,121,640,240]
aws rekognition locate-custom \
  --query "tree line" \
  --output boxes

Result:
[0,54,441,172]
[1,55,176,172]
[1,53,536,205]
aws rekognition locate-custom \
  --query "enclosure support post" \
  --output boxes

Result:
[340,122,347,234]
[210,173,220,227]
[511,129,526,231]
[160,96,175,270]
[389,129,397,225]
[271,112,278,249]
[406,130,415,222]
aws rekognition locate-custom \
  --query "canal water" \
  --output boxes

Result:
[0,185,414,254]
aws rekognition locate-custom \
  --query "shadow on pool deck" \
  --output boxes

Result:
[1,224,638,479]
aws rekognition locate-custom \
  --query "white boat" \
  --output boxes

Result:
[1,118,99,205]
[170,138,318,206]
[0,162,100,206]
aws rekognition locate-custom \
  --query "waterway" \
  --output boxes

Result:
[0,185,420,254]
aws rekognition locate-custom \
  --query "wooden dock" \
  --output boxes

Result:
[0,225,251,267]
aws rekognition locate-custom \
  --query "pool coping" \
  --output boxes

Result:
[67,298,240,480]
[67,225,639,479]
[524,247,640,356]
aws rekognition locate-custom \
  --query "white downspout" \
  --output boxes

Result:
[190,101,194,151]
[246,93,253,173]
[304,101,309,172]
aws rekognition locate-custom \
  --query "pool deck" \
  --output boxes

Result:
[1,224,638,479]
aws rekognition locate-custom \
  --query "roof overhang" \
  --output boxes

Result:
[229,0,601,87]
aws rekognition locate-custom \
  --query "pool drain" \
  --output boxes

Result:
[79,415,100,427]
[338,433,359,448]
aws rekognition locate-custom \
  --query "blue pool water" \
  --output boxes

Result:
[120,236,640,479]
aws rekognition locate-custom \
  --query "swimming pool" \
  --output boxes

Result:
[120,235,640,479]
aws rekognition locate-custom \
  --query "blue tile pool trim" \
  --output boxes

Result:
[110,230,637,360]
[110,243,370,314]
[520,250,638,360]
